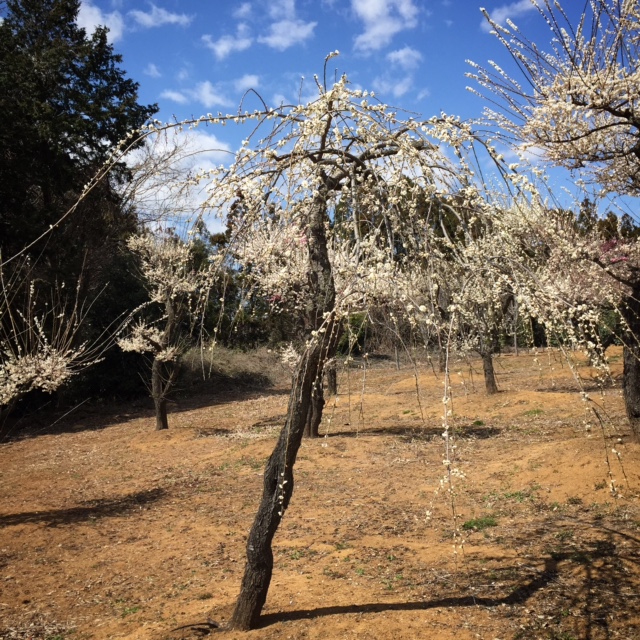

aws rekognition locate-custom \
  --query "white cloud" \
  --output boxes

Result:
[258,18,317,51]
[177,68,190,82]
[160,89,189,104]
[271,93,288,107]
[481,0,536,33]
[124,129,232,229]
[77,1,124,42]
[268,0,296,20]
[144,63,162,78]
[191,81,232,108]
[234,74,260,92]
[387,46,422,70]
[373,74,414,98]
[352,0,419,52]
[233,2,253,19]
[160,81,232,109]
[202,24,253,60]
[128,4,193,29]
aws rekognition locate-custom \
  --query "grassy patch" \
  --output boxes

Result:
[462,516,497,531]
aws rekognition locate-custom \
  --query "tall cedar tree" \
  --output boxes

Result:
[0,0,157,400]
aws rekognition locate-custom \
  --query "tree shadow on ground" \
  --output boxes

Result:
[257,516,639,639]
[1,377,290,443]
[328,424,501,439]
[0,487,165,528]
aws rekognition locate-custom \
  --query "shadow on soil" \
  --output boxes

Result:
[255,518,639,640]
[1,376,288,443]
[0,487,165,528]
[328,425,501,439]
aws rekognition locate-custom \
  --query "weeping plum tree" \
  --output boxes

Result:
[0,259,111,431]
[469,0,640,436]
[117,232,215,430]
[180,55,530,629]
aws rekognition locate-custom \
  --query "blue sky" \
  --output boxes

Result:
[77,0,554,135]
[74,0,617,220]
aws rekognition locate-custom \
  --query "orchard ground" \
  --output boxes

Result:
[1,348,639,640]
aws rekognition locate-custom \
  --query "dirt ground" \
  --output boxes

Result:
[1,348,639,640]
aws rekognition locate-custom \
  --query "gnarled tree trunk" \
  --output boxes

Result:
[229,190,337,630]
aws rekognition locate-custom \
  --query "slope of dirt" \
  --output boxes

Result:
[0,349,638,640]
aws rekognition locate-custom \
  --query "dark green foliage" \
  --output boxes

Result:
[337,312,369,355]
[0,0,156,263]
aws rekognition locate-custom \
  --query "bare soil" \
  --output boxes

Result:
[1,348,639,640]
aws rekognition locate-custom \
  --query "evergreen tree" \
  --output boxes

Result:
[0,0,157,407]
[0,0,156,265]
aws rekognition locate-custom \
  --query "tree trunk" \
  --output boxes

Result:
[229,335,333,629]
[621,287,640,440]
[438,347,446,373]
[151,358,169,430]
[327,362,337,395]
[482,352,498,395]
[304,377,325,438]
[229,189,336,630]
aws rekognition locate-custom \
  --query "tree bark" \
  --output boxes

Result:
[151,358,169,430]
[327,362,338,395]
[438,347,446,373]
[304,378,325,438]
[229,189,337,630]
[481,351,499,395]
[228,337,332,629]
[621,287,640,440]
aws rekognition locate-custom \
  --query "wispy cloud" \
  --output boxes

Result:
[253,0,317,51]
[387,46,422,70]
[373,74,414,98]
[268,0,295,20]
[202,24,253,60]
[144,63,162,78]
[129,4,193,29]
[160,81,232,109]
[234,74,260,92]
[481,0,536,33]
[233,2,252,19]
[204,0,314,59]
[160,89,189,105]
[352,0,419,52]
[77,1,124,42]
[191,81,232,108]
[374,45,422,98]
[258,18,317,51]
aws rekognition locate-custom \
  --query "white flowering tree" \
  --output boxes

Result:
[118,232,215,430]
[468,0,640,436]
[0,260,109,431]
[172,54,530,629]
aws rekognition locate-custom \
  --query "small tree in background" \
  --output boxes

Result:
[118,233,216,430]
